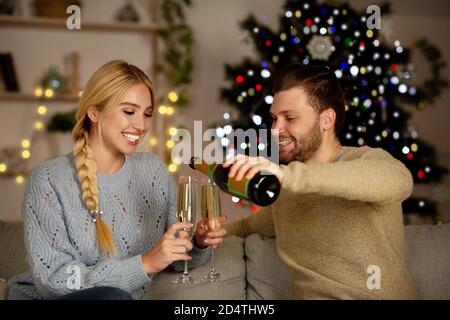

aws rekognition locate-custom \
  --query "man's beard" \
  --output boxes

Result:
[279,120,322,164]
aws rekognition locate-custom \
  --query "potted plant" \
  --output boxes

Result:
[46,109,76,156]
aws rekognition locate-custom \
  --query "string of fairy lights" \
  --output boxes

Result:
[1,1,192,186]
[153,90,182,174]
[0,87,64,184]
[0,86,89,185]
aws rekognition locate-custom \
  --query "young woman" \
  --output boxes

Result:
[5,60,226,300]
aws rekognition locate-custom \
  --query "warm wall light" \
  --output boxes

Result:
[37,105,47,115]
[166,140,175,149]
[158,105,167,115]
[44,88,54,98]
[15,175,25,184]
[166,107,174,115]
[34,87,43,97]
[168,163,177,173]
[21,150,31,159]
[168,127,178,136]
[34,121,44,130]
[168,91,178,103]
[21,139,31,149]
[149,137,158,146]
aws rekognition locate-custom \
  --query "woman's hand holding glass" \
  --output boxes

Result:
[142,176,227,282]
[141,221,194,275]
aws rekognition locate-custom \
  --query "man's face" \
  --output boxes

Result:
[270,87,322,164]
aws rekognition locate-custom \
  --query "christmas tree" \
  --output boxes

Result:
[219,0,447,220]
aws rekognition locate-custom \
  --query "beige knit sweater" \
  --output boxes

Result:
[225,146,416,299]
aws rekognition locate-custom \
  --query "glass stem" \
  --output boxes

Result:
[183,260,188,276]
[211,248,216,272]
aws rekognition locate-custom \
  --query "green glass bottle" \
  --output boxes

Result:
[189,157,280,207]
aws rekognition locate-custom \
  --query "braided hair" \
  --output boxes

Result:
[72,60,154,255]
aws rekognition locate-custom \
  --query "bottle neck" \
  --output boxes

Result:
[192,162,217,179]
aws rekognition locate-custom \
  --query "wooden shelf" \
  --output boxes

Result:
[0,172,28,178]
[0,92,80,102]
[0,15,157,33]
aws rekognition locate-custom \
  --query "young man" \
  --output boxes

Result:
[223,64,416,299]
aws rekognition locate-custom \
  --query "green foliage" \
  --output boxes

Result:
[46,110,76,133]
[157,0,193,105]
[416,38,448,102]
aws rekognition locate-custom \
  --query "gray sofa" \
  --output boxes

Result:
[1,221,449,300]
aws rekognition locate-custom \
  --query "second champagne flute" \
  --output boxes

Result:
[172,176,199,284]
[201,179,222,282]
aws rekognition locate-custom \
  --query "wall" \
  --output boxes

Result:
[0,0,449,223]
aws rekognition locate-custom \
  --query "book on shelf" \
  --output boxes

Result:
[0,53,20,92]
[0,66,5,92]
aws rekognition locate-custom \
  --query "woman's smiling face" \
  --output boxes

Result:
[97,83,153,155]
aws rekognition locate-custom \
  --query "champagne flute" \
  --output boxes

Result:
[172,176,199,284]
[201,179,222,282]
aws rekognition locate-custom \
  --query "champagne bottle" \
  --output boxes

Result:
[189,157,281,207]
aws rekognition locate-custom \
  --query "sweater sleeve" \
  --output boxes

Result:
[281,147,414,204]
[224,206,275,238]
[22,166,150,299]
[163,166,211,272]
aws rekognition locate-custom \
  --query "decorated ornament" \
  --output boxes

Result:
[306,35,333,60]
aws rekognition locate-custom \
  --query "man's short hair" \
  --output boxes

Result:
[272,64,346,135]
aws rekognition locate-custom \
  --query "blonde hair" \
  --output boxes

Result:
[72,60,154,256]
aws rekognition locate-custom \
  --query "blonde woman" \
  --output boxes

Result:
[5,60,226,300]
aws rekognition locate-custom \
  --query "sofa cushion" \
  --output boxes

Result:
[405,223,450,299]
[146,235,246,300]
[0,221,29,280]
[245,234,291,300]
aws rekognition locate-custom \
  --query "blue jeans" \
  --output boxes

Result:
[57,286,134,300]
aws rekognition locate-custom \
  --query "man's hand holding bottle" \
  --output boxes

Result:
[223,154,284,184]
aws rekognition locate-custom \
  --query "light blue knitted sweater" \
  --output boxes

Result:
[5,152,211,300]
